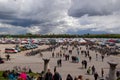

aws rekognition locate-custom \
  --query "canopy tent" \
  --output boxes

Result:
[79,38,87,44]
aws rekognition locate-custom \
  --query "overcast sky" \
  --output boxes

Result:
[0,0,120,34]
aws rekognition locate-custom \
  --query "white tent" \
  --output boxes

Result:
[79,38,87,43]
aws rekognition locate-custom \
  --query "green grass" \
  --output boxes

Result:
[28,72,38,77]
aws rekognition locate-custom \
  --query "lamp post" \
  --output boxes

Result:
[42,58,50,74]
[107,61,118,80]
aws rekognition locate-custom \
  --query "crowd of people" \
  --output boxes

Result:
[1,42,120,80]
[49,43,120,80]
[2,68,95,80]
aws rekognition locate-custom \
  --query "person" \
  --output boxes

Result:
[116,71,120,78]
[59,58,62,67]
[28,68,32,73]
[53,71,62,80]
[84,60,87,69]
[54,66,57,73]
[87,67,91,75]
[78,75,83,80]
[65,55,67,61]
[87,51,90,57]
[39,51,43,57]
[66,74,73,80]
[92,65,95,75]
[2,70,8,79]
[89,56,92,62]
[19,71,27,80]
[101,68,104,77]
[57,59,60,67]
[101,55,104,62]
[85,52,87,57]
[60,53,62,58]
[37,75,43,80]
[94,72,99,80]
[6,54,10,61]
[77,50,79,55]
[8,71,16,80]
[96,54,98,61]
[74,76,78,80]
[67,55,70,61]
[57,59,62,67]
[52,52,55,58]
[44,69,53,80]
[81,60,84,68]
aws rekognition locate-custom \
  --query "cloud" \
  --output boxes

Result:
[68,0,120,17]
[0,0,73,34]
[0,0,120,34]
[0,23,28,34]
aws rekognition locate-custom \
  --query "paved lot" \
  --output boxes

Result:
[0,44,120,80]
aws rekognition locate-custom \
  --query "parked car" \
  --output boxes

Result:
[15,47,21,52]
[0,57,4,64]
[23,45,31,50]
[5,48,18,53]
[31,44,38,49]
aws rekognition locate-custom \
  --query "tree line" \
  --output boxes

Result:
[0,33,120,38]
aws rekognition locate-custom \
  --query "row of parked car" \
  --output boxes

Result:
[23,44,38,50]
[5,44,38,53]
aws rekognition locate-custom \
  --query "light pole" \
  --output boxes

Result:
[107,61,118,80]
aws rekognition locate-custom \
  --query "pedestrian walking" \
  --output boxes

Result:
[6,54,10,61]
[87,50,90,57]
[52,52,54,58]
[94,72,99,80]
[84,60,87,69]
[59,58,62,67]
[92,65,95,75]
[89,56,92,62]
[101,55,104,62]
[101,68,104,77]
[81,60,84,68]
[96,54,98,61]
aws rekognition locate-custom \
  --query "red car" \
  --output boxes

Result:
[5,48,18,53]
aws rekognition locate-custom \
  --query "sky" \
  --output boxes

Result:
[0,0,120,34]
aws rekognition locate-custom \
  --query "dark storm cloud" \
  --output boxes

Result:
[0,0,120,34]
[0,0,72,34]
[68,8,110,17]
[0,11,16,20]
[8,19,40,27]
[68,0,120,17]
[0,11,41,27]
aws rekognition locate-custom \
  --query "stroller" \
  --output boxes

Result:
[71,56,79,63]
